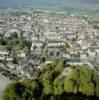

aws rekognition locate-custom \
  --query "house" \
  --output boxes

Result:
[87,47,99,60]
[47,42,65,48]
[0,51,8,56]
[96,41,99,46]
[18,51,26,58]
[23,32,31,38]
[77,34,85,40]
[65,58,93,69]
[6,57,13,61]
[0,48,9,60]
[45,61,52,65]
[31,41,43,51]
[68,47,79,55]
[28,59,38,67]
[66,33,77,40]
[30,35,38,41]
[32,48,42,55]
[63,51,71,58]
[66,58,82,66]
[80,53,88,59]
[81,45,89,50]
[37,63,47,70]
[47,49,62,57]
[7,63,17,70]
[92,46,99,55]
[76,39,91,50]
[0,63,4,69]
[96,56,99,64]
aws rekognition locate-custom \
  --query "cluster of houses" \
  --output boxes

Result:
[0,9,99,79]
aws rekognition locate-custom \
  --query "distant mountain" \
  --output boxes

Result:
[0,0,99,9]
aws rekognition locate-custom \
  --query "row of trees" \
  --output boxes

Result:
[2,58,99,100]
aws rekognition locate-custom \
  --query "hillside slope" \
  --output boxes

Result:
[0,0,99,8]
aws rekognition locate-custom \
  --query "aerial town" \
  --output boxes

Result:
[0,8,99,80]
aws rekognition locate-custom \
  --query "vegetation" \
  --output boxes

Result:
[88,20,99,30]
[2,58,99,100]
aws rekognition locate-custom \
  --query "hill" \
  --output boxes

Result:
[0,0,99,9]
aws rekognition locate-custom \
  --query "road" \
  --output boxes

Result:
[0,74,11,100]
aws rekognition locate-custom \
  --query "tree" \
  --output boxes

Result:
[2,80,41,100]
[43,80,53,95]
[50,96,56,100]
[54,57,65,72]
[10,32,18,39]
[2,82,22,100]
[54,78,64,95]
[40,57,46,63]
[0,38,7,45]
[93,73,99,96]
[42,71,54,95]
[79,82,94,96]
[64,78,74,93]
